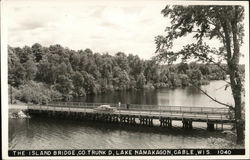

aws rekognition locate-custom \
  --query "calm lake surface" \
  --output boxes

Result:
[9,80,236,149]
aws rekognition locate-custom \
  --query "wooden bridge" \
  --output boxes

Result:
[27,102,235,130]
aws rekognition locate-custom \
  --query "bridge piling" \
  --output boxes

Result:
[182,119,192,129]
[207,122,215,131]
[160,118,172,128]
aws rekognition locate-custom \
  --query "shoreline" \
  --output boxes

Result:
[9,104,29,119]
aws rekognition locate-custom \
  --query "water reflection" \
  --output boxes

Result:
[75,80,234,108]
[9,118,228,149]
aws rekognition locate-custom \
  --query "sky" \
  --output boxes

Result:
[4,0,248,62]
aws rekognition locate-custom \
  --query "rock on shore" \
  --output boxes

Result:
[9,104,30,119]
[10,110,30,119]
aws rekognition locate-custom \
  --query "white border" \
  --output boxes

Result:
[1,0,249,159]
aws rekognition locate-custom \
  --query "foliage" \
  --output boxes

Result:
[8,44,238,104]
[13,81,62,104]
[155,5,245,144]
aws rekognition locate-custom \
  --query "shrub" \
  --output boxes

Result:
[14,81,62,104]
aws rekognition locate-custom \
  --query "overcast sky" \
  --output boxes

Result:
[5,0,248,62]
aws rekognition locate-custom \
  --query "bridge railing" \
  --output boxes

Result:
[120,110,230,120]
[44,102,230,115]
[27,103,233,121]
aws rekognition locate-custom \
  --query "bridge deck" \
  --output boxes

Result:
[27,102,234,123]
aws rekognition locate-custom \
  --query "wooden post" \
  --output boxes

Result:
[207,122,215,131]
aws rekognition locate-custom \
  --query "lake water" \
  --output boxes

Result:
[9,80,237,149]
[79,80,234,107]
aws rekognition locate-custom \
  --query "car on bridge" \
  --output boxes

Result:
[93,105,117,113]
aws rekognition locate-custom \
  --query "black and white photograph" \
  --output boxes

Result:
[1,0,249,159]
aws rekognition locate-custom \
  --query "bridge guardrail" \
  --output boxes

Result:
[27,104,233,122]
[28,102,230,116]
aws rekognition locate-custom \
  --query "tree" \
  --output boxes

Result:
[8,47,26,86]
[15,46,33,64]
[136,73,146,89]
[127,54,144,77]
[72,71,86,97]
[144,60,160,83]
[115,52,130,72]
[155,5,245,144]
[54,75,73,100]
[23,59,37,80]
[116,70,130,90]
[81,71,97,94]
[32,43,44,62]
[187,69,203,85]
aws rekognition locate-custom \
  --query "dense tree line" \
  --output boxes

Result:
[8,43,240,104]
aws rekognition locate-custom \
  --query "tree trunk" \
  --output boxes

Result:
[230,14,244,144]
[228,63,244,144]
[221,10,244,144]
